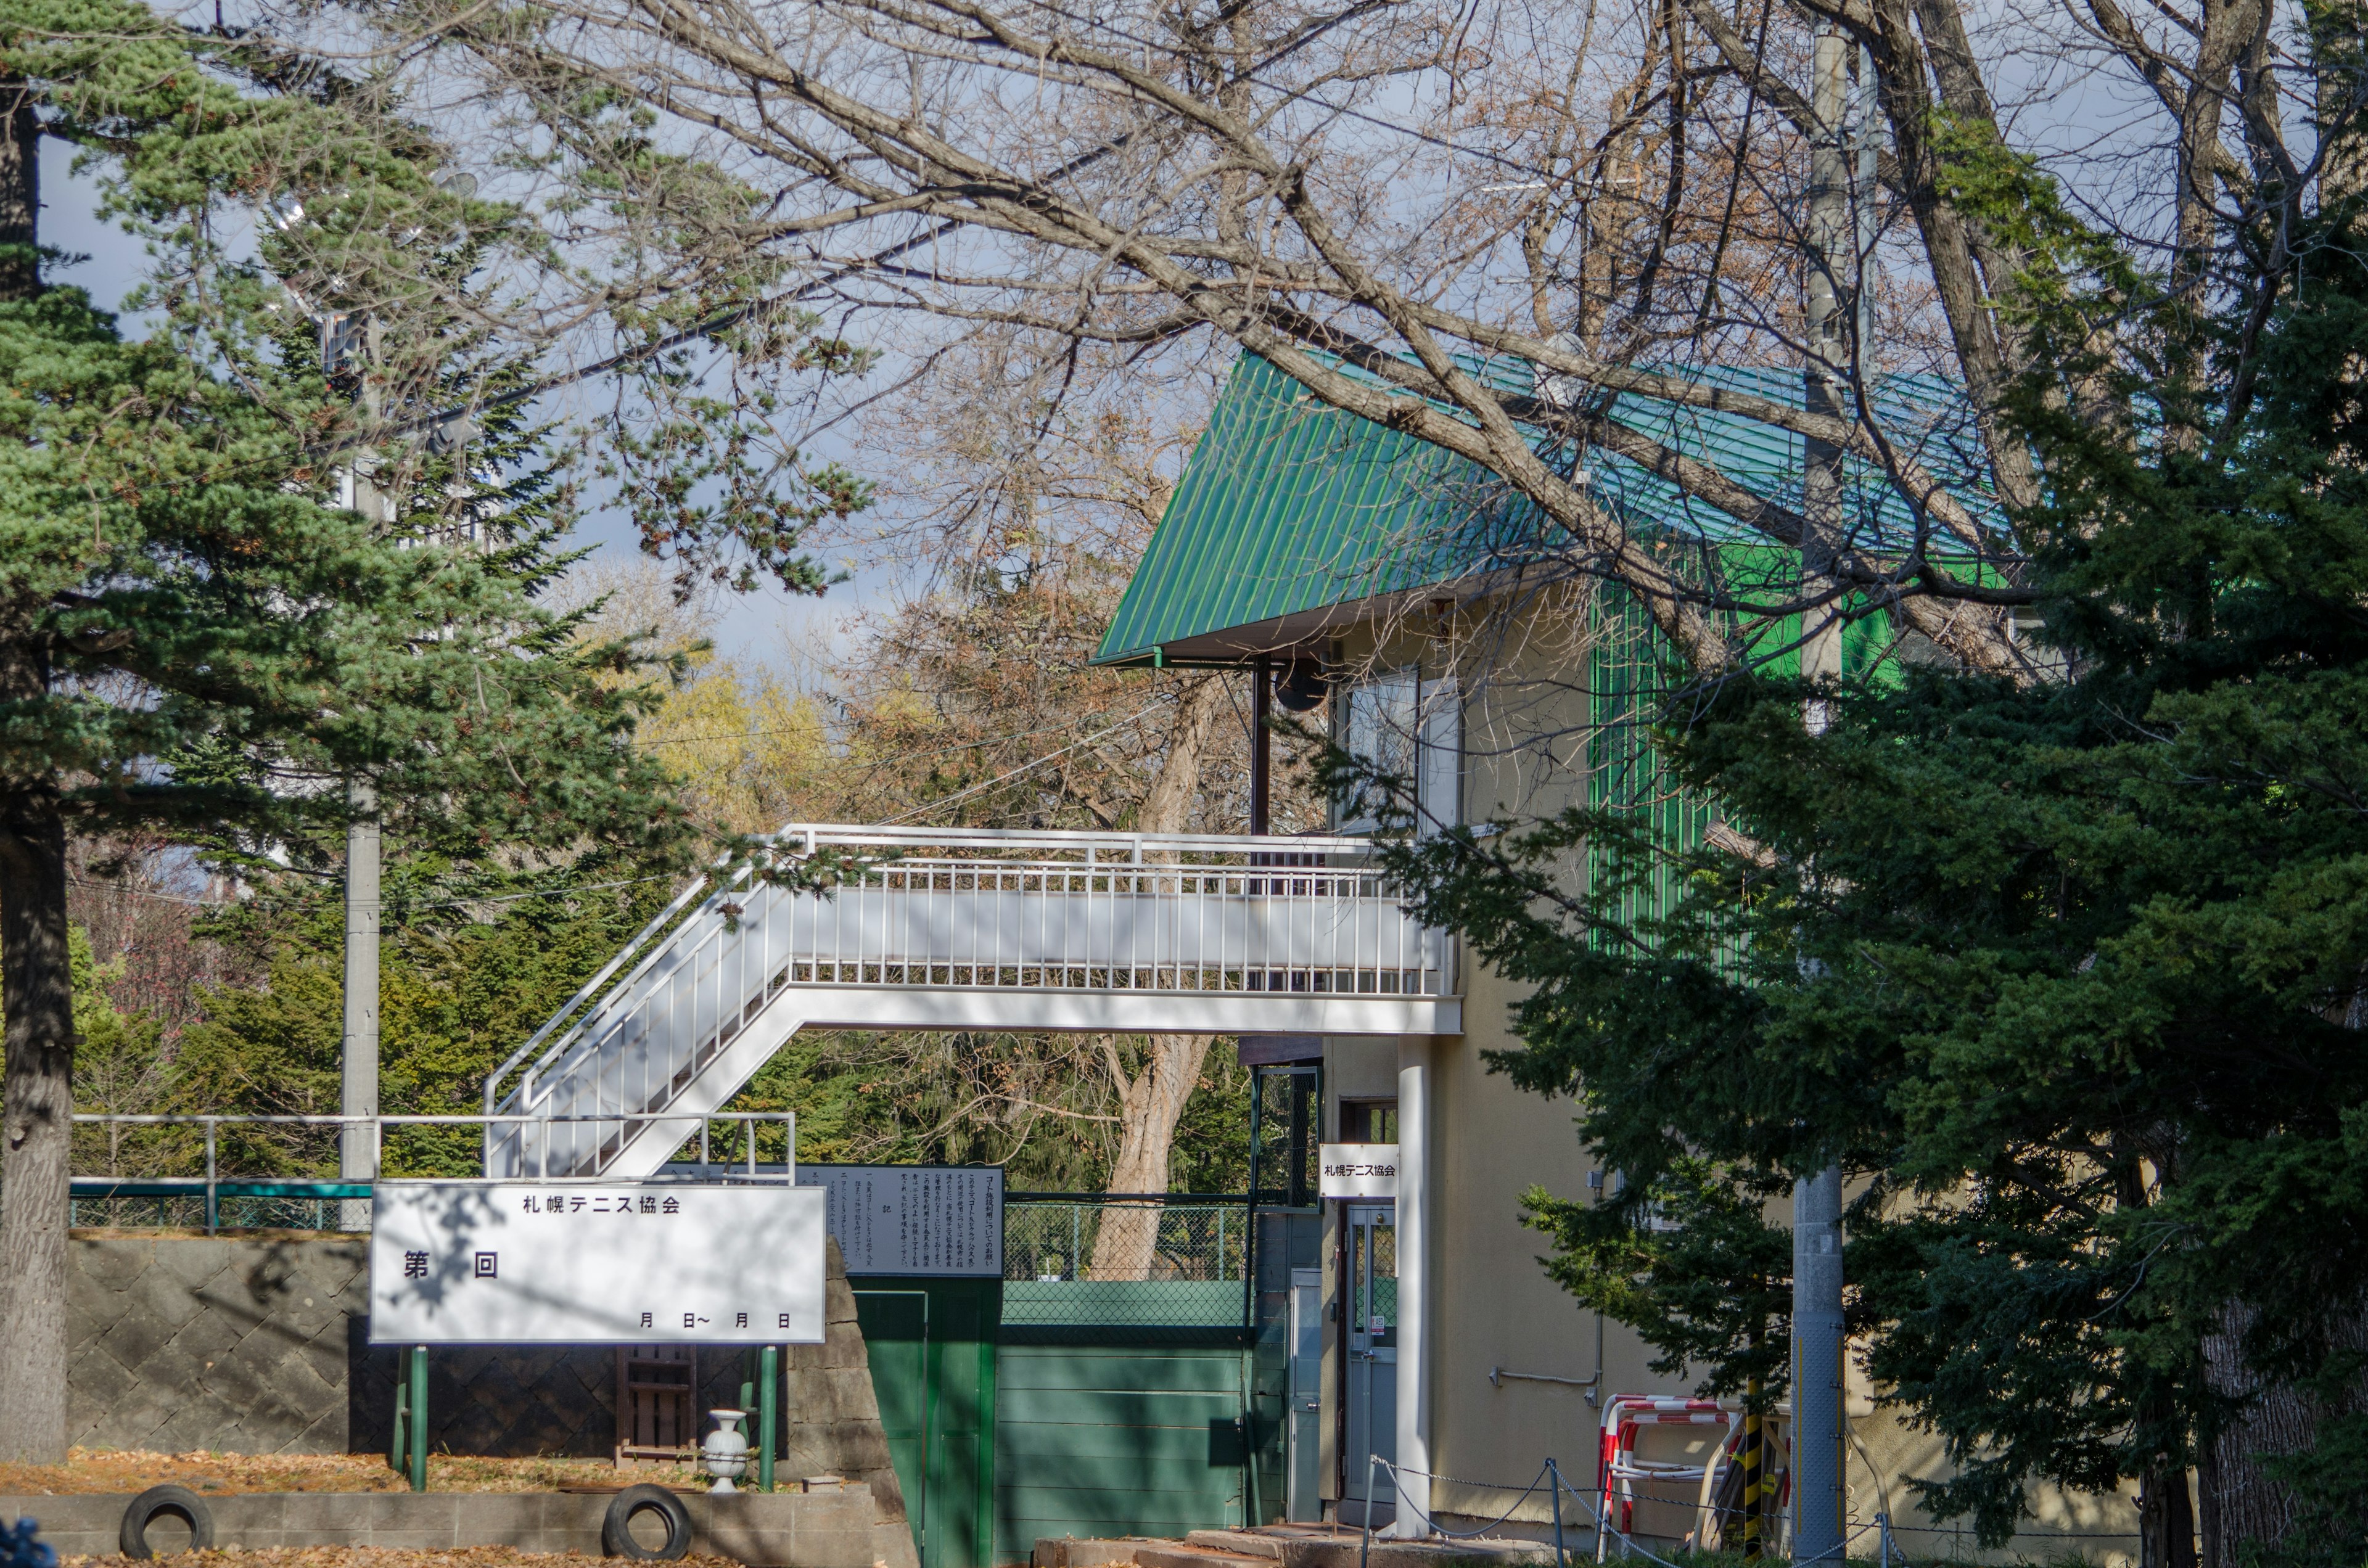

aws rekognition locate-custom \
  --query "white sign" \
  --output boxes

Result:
[369,1181,826,1345]
[796,1165,1002,1276]
[1320,1143,1400,1200]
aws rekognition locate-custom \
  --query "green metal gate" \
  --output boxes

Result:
[992,1339,1251,1560]
[855,1198,1269,1568]
[853,1278,1001,1568]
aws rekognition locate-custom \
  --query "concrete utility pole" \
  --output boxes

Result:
[1791,22,1854,1565]
[340,783,380,1229]
[337,359,385,1231]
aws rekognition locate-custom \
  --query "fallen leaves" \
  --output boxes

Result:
[0,1449,702,1498]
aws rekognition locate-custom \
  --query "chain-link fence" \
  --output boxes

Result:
[67,1193,350,1231]
[1000,1194,1251,1329]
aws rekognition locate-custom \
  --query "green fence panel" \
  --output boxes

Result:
[992,1344,1249,1564]
[853,1278,1001,1568]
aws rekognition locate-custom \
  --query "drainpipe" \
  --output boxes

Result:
[1388,1034,1433,1538]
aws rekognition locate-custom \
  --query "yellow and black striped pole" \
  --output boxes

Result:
[1741,1377,1764,1562]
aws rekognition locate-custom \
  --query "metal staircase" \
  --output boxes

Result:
[483,826,1459,1180]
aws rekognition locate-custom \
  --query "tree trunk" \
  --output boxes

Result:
[0,87,35,300]
[2136,1444,2197,1568]
[2197,1303,2309,1567]
[0,743,73,1464]
[0,90,65,1466]
[1087,675,1227,1280]
[1088,1033,1215,1279]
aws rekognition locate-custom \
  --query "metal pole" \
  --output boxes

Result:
[1388,1036,1431,1540]
[390,1350,408,1472]
[1250,656,1272,835]
[408,1343,430,1491]
[1742,1381,1764,1561]
[342,781,380,1231]
[205,1121,218,1234]
[759,1345,779,1492]
[1791,1167,1846,1564]
[1793,27,1853,1568]
[1550,1458,1567,1568]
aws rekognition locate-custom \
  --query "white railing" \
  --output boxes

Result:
[485,826,1449,1179]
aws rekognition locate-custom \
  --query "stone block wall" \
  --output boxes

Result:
[68,1234,368,1455]
[65,1231,902,1516]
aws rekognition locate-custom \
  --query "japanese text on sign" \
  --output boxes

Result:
[796,1165,1003,1276]
[1318,1143,1400,1200]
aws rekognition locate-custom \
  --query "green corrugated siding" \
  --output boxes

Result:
[992,1345,1249,1562]
[1094,353,2001,665]
[1585,559,1899,929]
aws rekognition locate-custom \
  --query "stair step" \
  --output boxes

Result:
[1032,1540,1157,1568]
[1182,1533,1289,1559]
[1134,1546,1277,1568]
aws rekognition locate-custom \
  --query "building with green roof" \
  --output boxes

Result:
[1093,351,2121,1557]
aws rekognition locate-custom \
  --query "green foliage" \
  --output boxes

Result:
[0,0,701,878]
[173,863,678,1176]
[1374,49,2368,1559]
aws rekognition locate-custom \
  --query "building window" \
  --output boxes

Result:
[1336,670,1460,835]
[1340,1099,1399,1143]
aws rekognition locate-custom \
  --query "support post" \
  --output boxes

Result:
[341,782,380,1231]
[1793,23,1853,1568]
[1741,1381,1763,1561]
[1250,655,1272,835]
[1791,1168,1845,1564]
[390,1352,408,1474]
[406,1343,430,1491]
[758,1345,779,1492]
[1388,1035,1431,1538]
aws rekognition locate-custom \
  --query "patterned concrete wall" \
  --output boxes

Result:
[66,1229,901,1508]
[68,1234,368,1454]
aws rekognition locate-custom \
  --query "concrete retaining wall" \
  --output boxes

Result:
[62,1231,911,1554]
[0,1488,910,1568]
[65,1233,897,1488]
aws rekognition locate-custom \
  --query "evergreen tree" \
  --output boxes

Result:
[0,0,833,1461]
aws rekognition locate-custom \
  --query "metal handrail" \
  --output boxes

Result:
[491,827,1378,1107]
[480,866,717,1114]
[490,826,1392,1119]
[480,824,1447,1183]
[767,823,1383,856]
[67,1110,799,1233]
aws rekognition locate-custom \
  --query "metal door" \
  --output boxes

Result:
[1339,1202,1397,1524]
[1287,1267,1324,1521]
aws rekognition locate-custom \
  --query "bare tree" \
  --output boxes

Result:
[316,0,2295,675]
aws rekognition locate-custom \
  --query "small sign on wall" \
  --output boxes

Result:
[1319,1143,1399,1200]
[796,1164,1003,1276]
[369,1181,826,1344]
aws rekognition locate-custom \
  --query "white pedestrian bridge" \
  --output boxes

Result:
[483,826,1460,1180]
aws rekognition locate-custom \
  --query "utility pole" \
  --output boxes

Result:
[1792,22,1854,1566]
[340,781,379,1230]
[335,316,383,1232]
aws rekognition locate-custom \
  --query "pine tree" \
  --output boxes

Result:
[0,0,723,1461]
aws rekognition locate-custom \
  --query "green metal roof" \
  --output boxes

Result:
[1092,353,2000,667]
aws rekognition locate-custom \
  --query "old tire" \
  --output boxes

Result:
[603,1484,693,1561]
[120,1485,215,1559]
